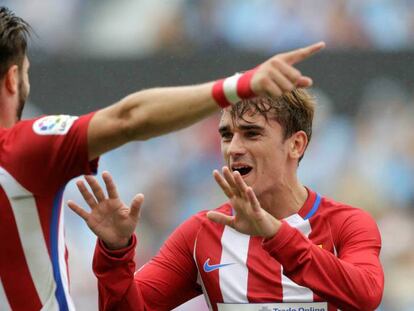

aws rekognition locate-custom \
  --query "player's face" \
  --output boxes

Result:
[16,56,30,120]
[219,109,291,197]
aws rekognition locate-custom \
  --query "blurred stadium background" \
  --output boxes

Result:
[4,0,414,310]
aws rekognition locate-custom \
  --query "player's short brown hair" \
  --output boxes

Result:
[0,7,31,79]
[229,89,315,161]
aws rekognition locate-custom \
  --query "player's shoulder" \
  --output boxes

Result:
[0,118,40,151]
[0,115,81,155]
[0,117,37,135]
[30,114,81,136]
[4,114,81,136]
[318,195,371,216]
[317,196,382,250]
[318,195,377,226]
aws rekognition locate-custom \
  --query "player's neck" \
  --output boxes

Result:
[0,99,18,128]
[0,113,17,128]
[258,178,308,220]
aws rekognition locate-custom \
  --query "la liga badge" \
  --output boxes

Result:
[33,115,79,135]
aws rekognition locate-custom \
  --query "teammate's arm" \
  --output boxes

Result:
[87,42,325,160]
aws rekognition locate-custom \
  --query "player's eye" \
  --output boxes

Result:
[220,132,233,141]
[245,131,259,138]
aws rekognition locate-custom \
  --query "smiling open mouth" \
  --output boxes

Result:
[231,165,252,176]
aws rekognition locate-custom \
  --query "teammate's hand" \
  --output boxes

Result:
[207,166,281,238]
[251,41,325,97]
[67,171,143,250]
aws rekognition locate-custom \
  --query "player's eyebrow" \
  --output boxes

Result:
[218,124,264,134]
[237,124,264,131]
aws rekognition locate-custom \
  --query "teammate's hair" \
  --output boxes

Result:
[229,89,315,162]
[0,7,31,79]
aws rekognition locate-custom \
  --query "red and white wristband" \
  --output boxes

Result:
[212,68,258,108]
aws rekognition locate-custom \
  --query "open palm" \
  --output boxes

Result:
[67,171,143,250]
[207,167,281,238]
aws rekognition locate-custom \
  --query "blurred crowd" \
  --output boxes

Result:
[4,0,414,57]
[5,1,414,310]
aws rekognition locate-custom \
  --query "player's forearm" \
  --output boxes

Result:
[94,225,201,311]
[87,82,219,160]
[120,82,218,141]
[93,236,146,311]
[263,223,383,310]
[285,245,382,311]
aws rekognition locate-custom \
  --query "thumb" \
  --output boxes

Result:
[129,193,144,219]
[207,211,235,228]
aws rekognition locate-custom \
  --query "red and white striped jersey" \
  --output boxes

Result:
[0,113,98,311]
[94,189,384,311]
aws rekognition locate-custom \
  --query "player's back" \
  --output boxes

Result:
[0,114,97,311]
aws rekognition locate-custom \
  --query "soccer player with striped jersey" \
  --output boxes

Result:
[70,90,384,311]
[0,6,324,311]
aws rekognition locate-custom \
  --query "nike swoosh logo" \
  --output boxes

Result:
[203,258,234,272]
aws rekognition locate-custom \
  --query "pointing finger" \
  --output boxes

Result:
[279,41,325,65]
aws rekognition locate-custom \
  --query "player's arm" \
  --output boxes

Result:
[263,214,383,311]
[94,226,202,311]
[68,172,202,310]
[87,42,325,160]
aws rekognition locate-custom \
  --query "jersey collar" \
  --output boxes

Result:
[298,187,321,220]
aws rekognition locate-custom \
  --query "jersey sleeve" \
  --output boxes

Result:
[263,210,384,311]
[4,113,98,194]
[93,214,204,311]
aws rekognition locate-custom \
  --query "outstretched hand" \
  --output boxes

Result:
[251,41,325,98]
[67,171,143,250]
[207,167,281,239]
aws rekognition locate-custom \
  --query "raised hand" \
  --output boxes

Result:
[207,167,281,238]
[251,41,325,97]
[67,171,143,250]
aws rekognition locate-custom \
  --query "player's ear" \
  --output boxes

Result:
[4,65,19,95]
[288,131,308,161]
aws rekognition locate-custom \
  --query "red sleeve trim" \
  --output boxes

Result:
[236,69,257,98]
[262,221,297,254]
[76,111,99,175]
[97,234,137,261]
